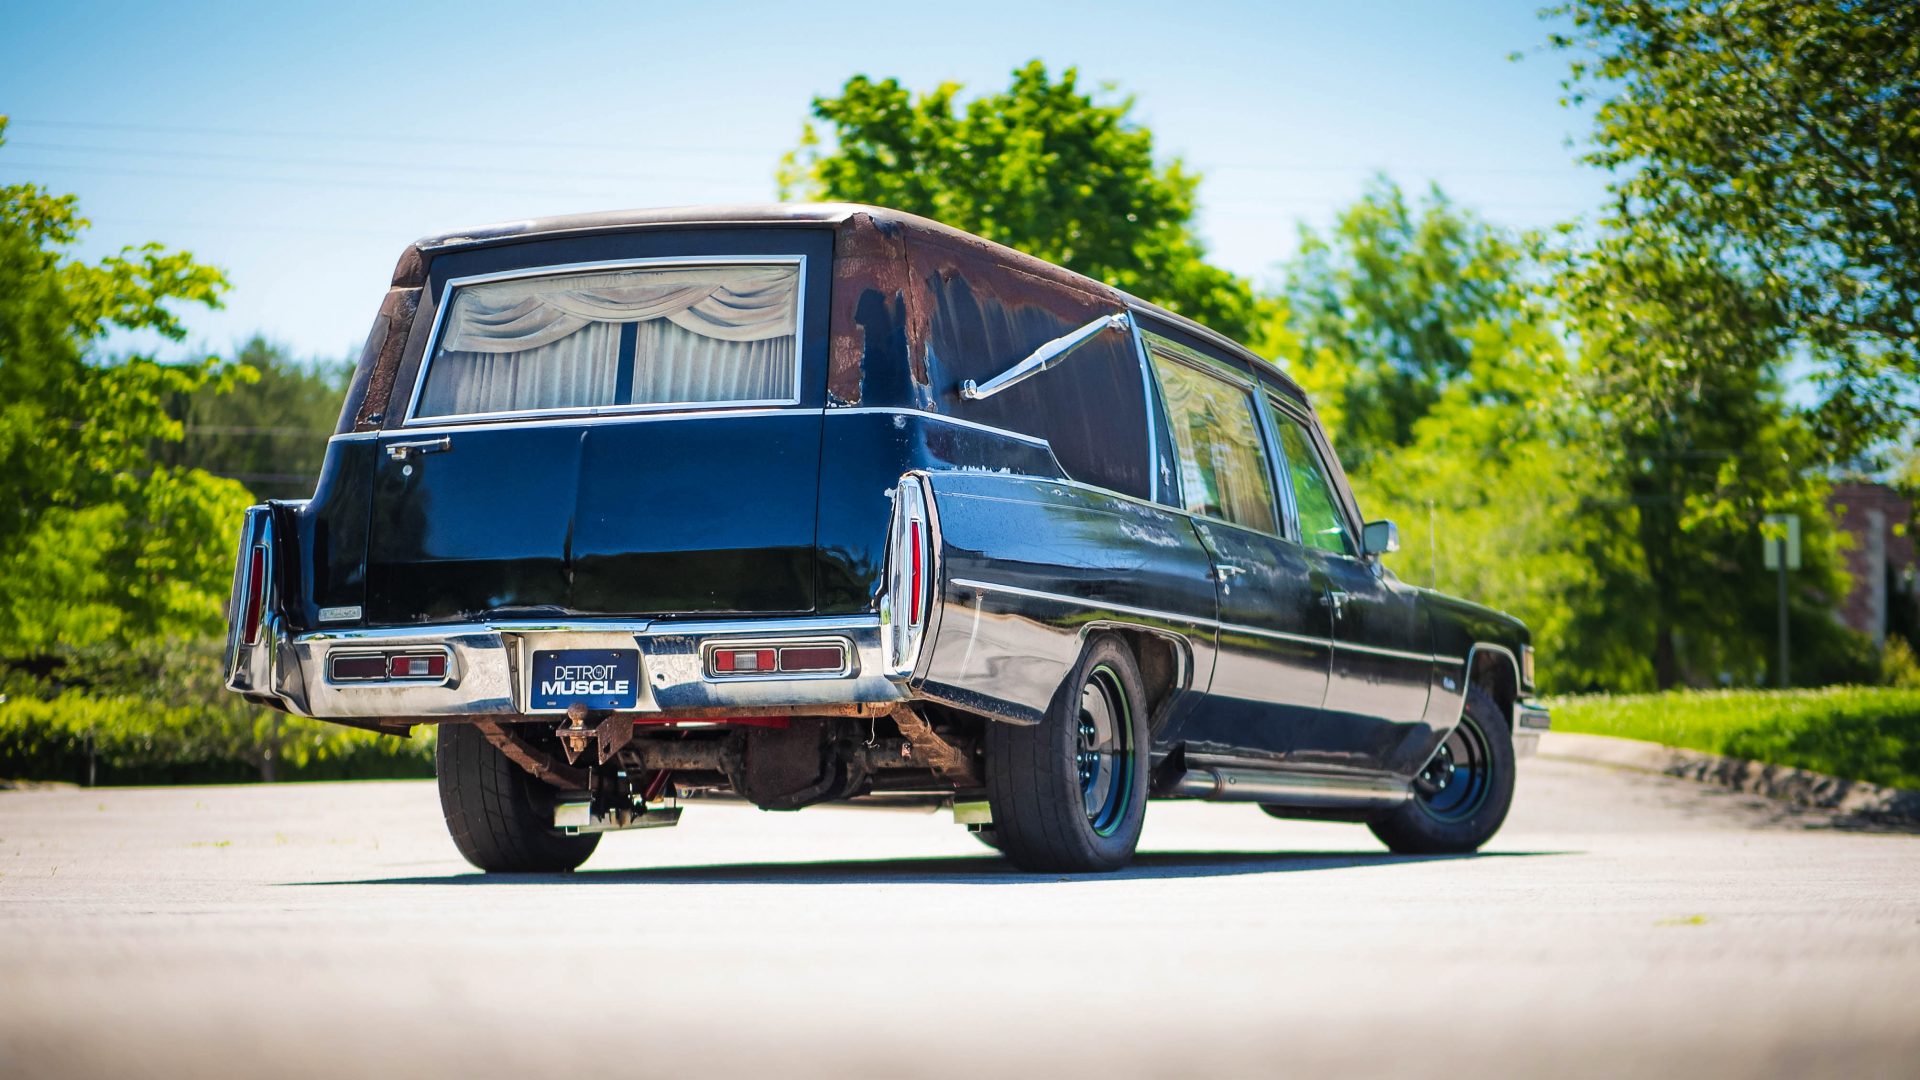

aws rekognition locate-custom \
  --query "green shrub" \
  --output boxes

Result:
[1549,686,1920,789]
[0,692,433,785]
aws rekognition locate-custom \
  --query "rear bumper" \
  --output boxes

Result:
[230,614,908,720]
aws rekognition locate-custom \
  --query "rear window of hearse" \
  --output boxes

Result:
[412,260,801,421]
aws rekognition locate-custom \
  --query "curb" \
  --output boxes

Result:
[1538,731,1920,825]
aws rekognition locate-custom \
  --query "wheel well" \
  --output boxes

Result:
[1103,628,1183,735]
[1470,647,1518,729]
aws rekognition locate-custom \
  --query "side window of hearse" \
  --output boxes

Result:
[1273,412,1355,556]
[1149,349,1279,534]
[413,261,802,420]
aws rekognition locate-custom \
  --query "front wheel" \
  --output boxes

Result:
[1368,686,1515,855]
[437,722,600,873]
[984,634,1150,873]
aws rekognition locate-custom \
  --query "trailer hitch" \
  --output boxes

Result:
[555,703,637,766]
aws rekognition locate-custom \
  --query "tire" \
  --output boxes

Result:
[1368,686,1515,855]
[984,634,1150,873]
[970,827,1002,851]
[436,722,600,873]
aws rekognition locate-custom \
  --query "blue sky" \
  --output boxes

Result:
[1,0,1607,362]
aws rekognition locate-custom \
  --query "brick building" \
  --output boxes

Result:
[1828,481,1919,648]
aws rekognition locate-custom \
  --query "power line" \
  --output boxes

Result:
[7,118,1598,179]
[0,159,762,200]
[6,117,774,158]
[4,139,748,185]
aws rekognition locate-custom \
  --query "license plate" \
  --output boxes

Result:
[530,649,640,711]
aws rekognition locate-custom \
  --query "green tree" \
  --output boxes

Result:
[1271,181,1635,689]
[1281,179,1554,471]
[1547,0,1920,450]
[154,335,350,502]
[0,118,251,675]
[1277,179,1864,690]
[1565,232,1863,688]
[781,61,1265,341]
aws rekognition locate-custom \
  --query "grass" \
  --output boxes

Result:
[1548,686,1920,790]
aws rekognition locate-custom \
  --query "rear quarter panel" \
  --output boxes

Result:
[914,472,1218,728]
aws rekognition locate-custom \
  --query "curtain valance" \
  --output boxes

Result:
[441,264,799,354]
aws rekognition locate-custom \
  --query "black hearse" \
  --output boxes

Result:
[224,204,1549,874]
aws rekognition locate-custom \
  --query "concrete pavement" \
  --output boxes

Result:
[1,756,1916,1078]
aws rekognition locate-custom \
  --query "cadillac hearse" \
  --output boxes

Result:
[223,204,1549,874]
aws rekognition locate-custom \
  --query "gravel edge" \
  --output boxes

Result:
[1539,731,1920,825]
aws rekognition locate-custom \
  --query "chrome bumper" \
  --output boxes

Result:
[231,613,908,720]
[1514,700,1551,758]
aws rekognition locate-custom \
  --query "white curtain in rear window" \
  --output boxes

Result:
[415,263,798,418]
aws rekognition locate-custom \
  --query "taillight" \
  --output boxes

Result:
[328,649,451,683]
[706,643,850,678]
[909,519,924,627]
[712,648,777,674]
[241,545,266,646]
[778,646,846,673]
[884,475,936,676]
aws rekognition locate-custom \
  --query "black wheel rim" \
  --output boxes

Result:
[1075,662,1134,836]
[1414,713,1492,823]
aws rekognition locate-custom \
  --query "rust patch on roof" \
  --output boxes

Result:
[355,286,419,431]
[827,213,912,407]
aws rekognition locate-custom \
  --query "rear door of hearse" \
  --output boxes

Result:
[364,228,833,628]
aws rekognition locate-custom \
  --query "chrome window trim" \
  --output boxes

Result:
[402,254,808,428]
[335,406,808,442]
[1123,311,1161,505]
[340,404,1065,450]
[1136,329,1286,539]
[1253,390,1305,545]
[830,406,1055,450]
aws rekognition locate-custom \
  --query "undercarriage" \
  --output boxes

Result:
[472,705,988,836]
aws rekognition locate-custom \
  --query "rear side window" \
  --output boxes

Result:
[1149,345,1279,534]
[1273,411,1355,556]
[413,261,801,421]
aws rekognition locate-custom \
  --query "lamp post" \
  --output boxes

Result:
[1762,513,1800,689]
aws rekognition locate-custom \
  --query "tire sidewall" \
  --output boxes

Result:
[1370,689,1516,854]
[1044,635,1152,866]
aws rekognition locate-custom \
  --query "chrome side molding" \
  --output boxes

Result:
[1169,766,1411,808]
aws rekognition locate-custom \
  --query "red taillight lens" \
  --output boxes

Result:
[389,652,447,679]
[778,646,846,673]
[241,545,266,646]
[909,519,924,627]
[329,654,387,681]
[712,648,777,674]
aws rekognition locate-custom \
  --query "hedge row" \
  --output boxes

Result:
[0,693,434,786]
[1549,686,1920,790]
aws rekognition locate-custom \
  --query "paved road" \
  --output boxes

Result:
[2,754,1916,1079]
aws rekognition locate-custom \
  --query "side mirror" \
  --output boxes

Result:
[1362,520,1399,557]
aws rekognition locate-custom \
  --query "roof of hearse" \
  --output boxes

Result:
[403,203,1306,401]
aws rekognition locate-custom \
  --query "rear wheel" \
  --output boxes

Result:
[436,722,600,873]
[1368,686,1514,855]
[984,634,1149,873]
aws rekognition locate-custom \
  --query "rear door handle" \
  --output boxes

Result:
[1215,564,1247,583]
[385,437,452,461]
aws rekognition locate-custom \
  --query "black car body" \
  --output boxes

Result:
[224,204,1549,872]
